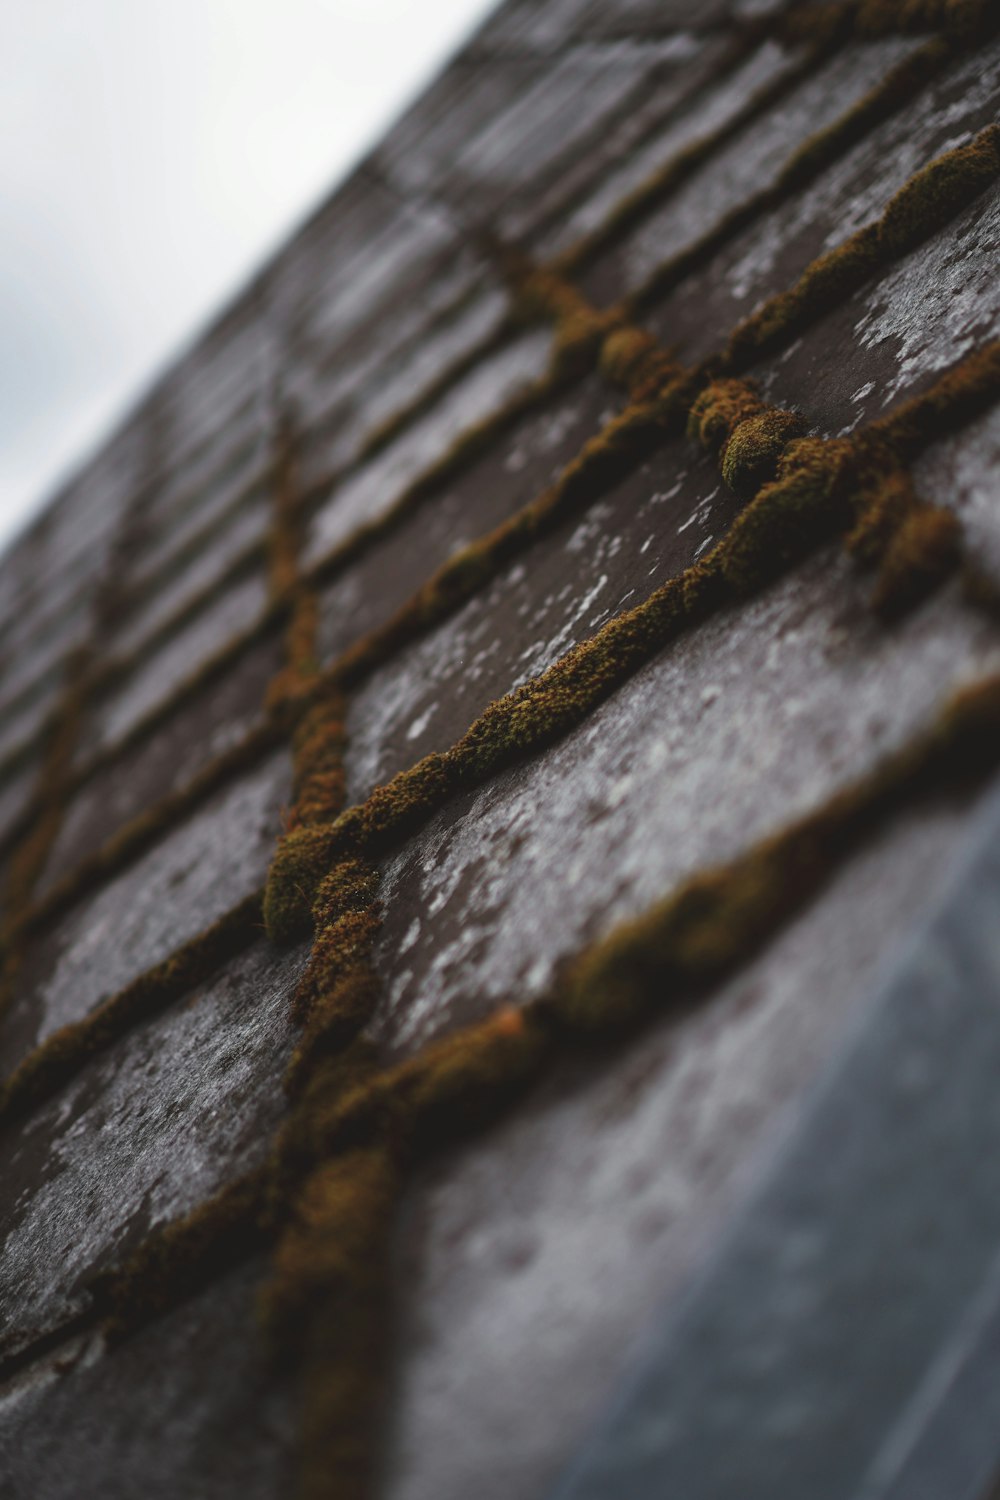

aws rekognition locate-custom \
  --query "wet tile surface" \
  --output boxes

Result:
[0,1259,295,1500]
[368,558,1000,1057]
[39,626,284,894]
[576,40,919,305]
[346,435,740,800]
[303,328,554,568]
[81,570,270,759]
[644,37,1000,365]
[316,371,616,668]
[0,939,306,1354]
[744,179,1000,437]
[379,791,993,1500]
[0,747,291,1073]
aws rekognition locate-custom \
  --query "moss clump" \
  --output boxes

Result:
[688,379,806,498]
[263,823,335,944]
[872,503,961,615]
[711,436,859,595]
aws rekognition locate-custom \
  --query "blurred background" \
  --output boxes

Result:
[0,0,494,551]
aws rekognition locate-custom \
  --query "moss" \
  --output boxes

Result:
[855,0,998,41]
[841,465,960,613]
[709,435,860,595]
[723,128,1000,372]
[871,502,961,615]
[625,37,956,319]
[308,343,1000,874]
[770,39,952,188]
[877,124,1000,256]
[871,340,1000,459]
[262,1145,399,1500]
[287,908,382,1091]
[307,1006,552,1168]
[688,379,807,497]
[263,824,336,944]
[331,363,698,699]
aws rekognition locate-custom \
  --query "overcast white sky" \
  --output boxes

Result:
[0,0,495,550]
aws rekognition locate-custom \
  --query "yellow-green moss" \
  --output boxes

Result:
[855,0,997,41]
[871,340,1000,458]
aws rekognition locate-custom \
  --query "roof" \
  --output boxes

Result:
[1,1,1000,1496]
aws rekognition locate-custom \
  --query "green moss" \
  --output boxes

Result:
[855,0,997,41]
[872,503,961,616]
[710,436,859,595]
[871,340,1000,459]
[263,824,336,944]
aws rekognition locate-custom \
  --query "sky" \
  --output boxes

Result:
[0,0,496,551]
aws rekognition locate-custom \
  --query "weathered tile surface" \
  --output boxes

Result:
[0,746,291,1073]
[644,36,1000,365]
[316,370,616,668]
[378,790,994,1500]
[576,40,920,304]
[368,557,1000,1057]
[0,939,305,1354]
[346,434,740,799]
[303,327,554,567]
[81,570,270,758]
[744,180,1000,436]
[0,1260,295,1500]
[39,626,284,894]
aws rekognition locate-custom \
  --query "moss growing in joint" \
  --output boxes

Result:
[260,1145,400,1500]
[843,466,961,614]
[855,0,997,41]
[94,1168,271,1342]
[263,689,349,944]
[555,670,1000,1037]
[872,503,961,615]
[310,1006,552,1169]
[877,124,1000,256]
[710,435,860,595]
[263,824,335,945]
[722,128,1000,373]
